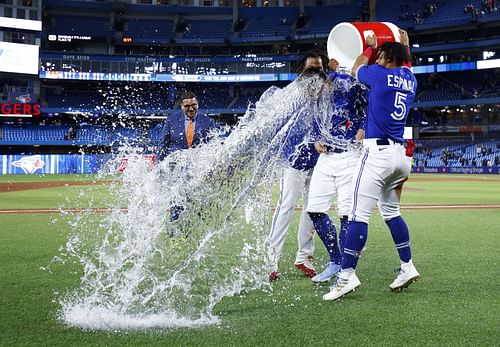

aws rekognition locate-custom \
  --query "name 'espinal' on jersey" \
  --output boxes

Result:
[387,74,415,93]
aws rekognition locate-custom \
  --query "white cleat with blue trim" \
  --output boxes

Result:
[323,270,361,301]
[390,260,420,292]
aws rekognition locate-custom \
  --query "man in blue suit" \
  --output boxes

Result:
[157,91,220,161]
[157,91,220,223]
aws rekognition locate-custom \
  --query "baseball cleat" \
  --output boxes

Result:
[323,271,361,301]
[390,260,420,292]
[269,271,281,281]
[312,262,341,283]
[294,261,317,277]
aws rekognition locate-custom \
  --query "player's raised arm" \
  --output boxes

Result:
[351,34,377,78]
[399,29,412,68]
[399,29,409,47]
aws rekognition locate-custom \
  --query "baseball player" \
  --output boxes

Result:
[323,30,420,300]
[266,52,327,281]
[306,58,368,283]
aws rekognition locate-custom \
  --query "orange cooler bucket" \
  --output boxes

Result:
[327,22,401,69]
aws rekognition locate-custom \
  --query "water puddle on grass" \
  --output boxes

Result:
[51,73,341,330]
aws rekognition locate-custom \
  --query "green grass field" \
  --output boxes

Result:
[0,174,499,346]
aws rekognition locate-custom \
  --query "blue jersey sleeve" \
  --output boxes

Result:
[327,71,339,82]
[310,115,321,142]
[357,64,381,87]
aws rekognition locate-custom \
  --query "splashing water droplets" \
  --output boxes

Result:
[56,74,336,330]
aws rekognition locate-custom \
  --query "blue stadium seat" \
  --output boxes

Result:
[124,19,175,44]
[239,7,298,38]
[182,20,233,41]
[48,15,111,39]
[300,5,358,36]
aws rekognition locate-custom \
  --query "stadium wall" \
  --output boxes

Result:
[0,154,109,174]
[412,166,500,174]
[1,153,500,175]
[0,153,157,174]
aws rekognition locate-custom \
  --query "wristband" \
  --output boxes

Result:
[362,47,375,60]
[404,46,412,68]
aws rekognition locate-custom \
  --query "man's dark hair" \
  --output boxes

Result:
[296,50,329,74]
[378,41,410,66]
[180,91,197,101]
[299,67,328,81]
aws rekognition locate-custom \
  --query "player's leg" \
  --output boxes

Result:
[169,205,184,222]
[342,150,383,270]
[379,152,419,291]
[379,180,411,262]
[294,168,317,277]
[339,215,348,254]
[324,149,384,300]
[306,154,341,282]
[167,204,185,236]
[266,166,304,278]
[335,151,360,254]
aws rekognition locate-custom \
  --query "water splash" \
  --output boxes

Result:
[55,74,336,330]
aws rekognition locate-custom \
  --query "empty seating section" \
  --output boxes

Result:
[45,89,174,111]
[416,89,462,102]
[125,19,175,42]
[77,126,110,144]
[183,20,233,39]
[1,125,69,142]
[302,5,358,35]
[45,87,235,111]
[195,88,233,109]
[148,124,163,144]
[232,93,260,109]
[111,127,142,144]
[416,71,500,102]
[375,0,406,22]
[240,7,298,38]
[0,124,160,147]
[49,16,110,38]
[45,90,103,109]
[0,125,109,145]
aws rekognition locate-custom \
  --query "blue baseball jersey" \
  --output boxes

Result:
[312,71,368,148]
[282,116,319,171]
[357,64,416,143]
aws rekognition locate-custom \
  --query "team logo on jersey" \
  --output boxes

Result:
[12,155,45,174]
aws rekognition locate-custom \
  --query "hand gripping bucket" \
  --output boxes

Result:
[327,22,401,69]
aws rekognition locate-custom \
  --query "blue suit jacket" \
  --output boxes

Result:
[157,112,219,161]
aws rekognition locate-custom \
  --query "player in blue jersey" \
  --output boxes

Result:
[266,52,326,281]
[323,30,420,300]
[306,58,368,283]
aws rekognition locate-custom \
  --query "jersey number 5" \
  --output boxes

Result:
[390,91,407,121]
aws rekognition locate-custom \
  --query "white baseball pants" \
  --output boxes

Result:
[307,149,361,216]
[266,166,315,272]
[350,139,411,224]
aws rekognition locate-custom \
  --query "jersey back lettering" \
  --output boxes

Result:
[357,64,417,143]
